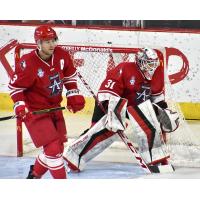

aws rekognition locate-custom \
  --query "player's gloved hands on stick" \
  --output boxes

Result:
[66,90,85,113]
[14,101,30,120]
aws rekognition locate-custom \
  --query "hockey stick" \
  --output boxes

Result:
[0,115,16,121]
[32,106,65,114]
[77,72,152,174]
[0,106,65,121]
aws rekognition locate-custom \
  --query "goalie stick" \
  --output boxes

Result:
[77,72,153,173]
[77,71,174,174]
[0,106,65,121]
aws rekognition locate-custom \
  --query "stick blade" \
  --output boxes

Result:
[0,115,16,121]
[148,164,175,173]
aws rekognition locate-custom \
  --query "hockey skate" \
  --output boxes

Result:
[26,165,40,179]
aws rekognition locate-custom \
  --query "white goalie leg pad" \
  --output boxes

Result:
[105,96,127,132]
[138,100,170,163]
[63,115,118,171]
[127,100,170,164]
[63,145,86,171]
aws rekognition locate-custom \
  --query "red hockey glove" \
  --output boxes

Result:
[66,90,85,113]
[14,101,30,120]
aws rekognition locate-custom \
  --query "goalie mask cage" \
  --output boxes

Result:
[3,41,200,167]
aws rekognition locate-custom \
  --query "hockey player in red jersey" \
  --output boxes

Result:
[8,25,85,179]
[63,48,179,173]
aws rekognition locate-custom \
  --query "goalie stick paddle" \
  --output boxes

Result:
[0,106,65,121]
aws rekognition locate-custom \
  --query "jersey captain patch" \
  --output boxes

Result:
[48,73,63,96]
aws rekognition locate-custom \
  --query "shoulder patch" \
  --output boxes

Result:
[20,60,26,70]
[117,67,123,77]
[37,68,44,78]
[130,76,135,85]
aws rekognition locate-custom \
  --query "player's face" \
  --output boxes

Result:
[40,39,57,56]
[140,59,159,80]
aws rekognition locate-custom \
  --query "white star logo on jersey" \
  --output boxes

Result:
[136,90,150,101]
[49,79,62,92]
[48,73,63,96]
[136,85,151,102]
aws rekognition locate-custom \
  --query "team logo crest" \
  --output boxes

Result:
[48,73,63,96]
[37,68,44,77]
[136,84,151,104]
[130,76,135,85]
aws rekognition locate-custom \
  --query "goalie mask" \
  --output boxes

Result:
[135,48,160,80]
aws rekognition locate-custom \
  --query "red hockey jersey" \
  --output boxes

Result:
[98,62,164,107]
[8,46,77,111]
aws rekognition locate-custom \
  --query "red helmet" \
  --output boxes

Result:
[34,25,58,43]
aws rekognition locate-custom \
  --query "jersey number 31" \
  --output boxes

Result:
[105,79,116,89]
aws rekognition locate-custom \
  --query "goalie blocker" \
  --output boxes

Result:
[63,96,177,173]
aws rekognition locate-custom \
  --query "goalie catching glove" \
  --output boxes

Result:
[154,103,180,133]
